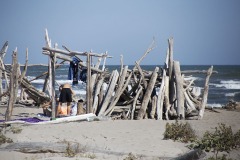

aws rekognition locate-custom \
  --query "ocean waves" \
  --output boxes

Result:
[210,80,240,89]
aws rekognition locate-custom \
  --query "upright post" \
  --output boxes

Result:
[50,52,56,119]
[5,49,19,121]
[86,53,92,113]
[173,61,185,119]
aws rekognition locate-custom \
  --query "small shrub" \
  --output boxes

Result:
[233,130,240,149]
[192,123,240,159]
[10,126,22,134]
[163,120,197,143]
[207,154,234,160]
[81,153,97,159]
[0,132,13,145]
[65,142,76,157]
[123,152,138,160]
[64,141,87,158]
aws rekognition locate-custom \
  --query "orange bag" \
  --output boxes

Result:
[59,106,67,115]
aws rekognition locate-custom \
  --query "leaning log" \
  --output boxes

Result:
[98,70,119,116]
[137,67,159,120]
[198,66,213,119]
[106,71,132,116]
[20,78,50,104]
[104,66,128,115]
[92,75,104,114]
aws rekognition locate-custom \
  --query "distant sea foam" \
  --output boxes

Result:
[210,80,240,89]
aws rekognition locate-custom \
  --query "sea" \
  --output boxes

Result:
[18,64,240,108]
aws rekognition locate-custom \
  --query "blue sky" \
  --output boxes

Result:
[0,0,240,65]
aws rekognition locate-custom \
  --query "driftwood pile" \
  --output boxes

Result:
[0,29,214,121]
[0,42,51,121]
[223,100,240,111]
[89,38,214,120]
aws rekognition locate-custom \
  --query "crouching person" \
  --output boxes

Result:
[57,83,75,117]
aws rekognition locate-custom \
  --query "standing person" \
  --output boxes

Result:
[57,83,75,116]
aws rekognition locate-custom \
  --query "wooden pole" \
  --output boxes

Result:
[0,63,2,101]
[50,51,56,119]
[168,37,174,80]
[5,49,19,121]
[0,41,9,99]
[156,70,166,120]
[173,61,185,119]
[86,53,92,113]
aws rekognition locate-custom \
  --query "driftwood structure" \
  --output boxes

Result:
[0,30,214,121]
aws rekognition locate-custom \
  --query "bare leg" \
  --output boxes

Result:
[67,102,71,115]
[57,102,62,117]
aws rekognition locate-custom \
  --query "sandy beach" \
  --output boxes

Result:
[0,106,240,160]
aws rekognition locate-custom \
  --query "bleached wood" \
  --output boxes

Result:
[168,37,174,79]
[104,66,128,115]
[98,70,119,116]
[0,41,9,97]
[0,41,8,59]
[150,95,157,119]
[137,67,159,120]
[90,57,102,91]
[186,89,201,109]
[50,45,57,118]
[120,54,123,76]
[92,75,104,114]
[5,49,19,121]
[86,53,92,113]
[19,48,28,84]
[184,91,196,111]
[198,66,213,119]
[181,70,218,74]
[42,46,112,58]
[136,38,156,64]
[173,61,185,119]
[105,70,132,116]
[0,62,2,100]
[135,62,148,89]
[43,48,104,73]
[102,52,107,71]
[156,70,166,120]
[131,85,143,120]
[164,76,171,120]
[0,58,9,89]
[2,113,96,125]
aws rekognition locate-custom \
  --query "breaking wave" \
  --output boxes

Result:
[210,80,240,89]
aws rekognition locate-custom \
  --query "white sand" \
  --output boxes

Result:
[0,106,240,160]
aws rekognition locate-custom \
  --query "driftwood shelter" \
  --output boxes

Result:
[0,29,214,121]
